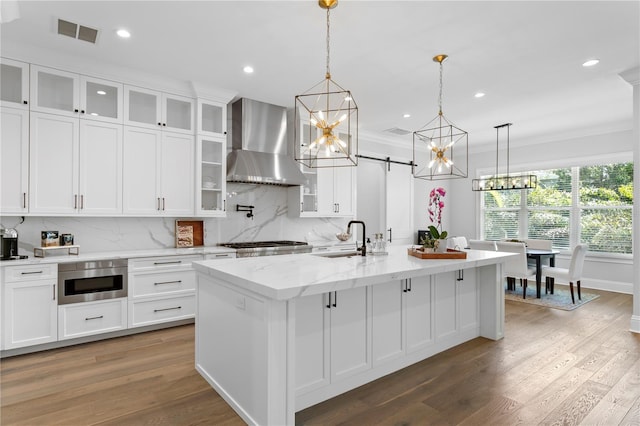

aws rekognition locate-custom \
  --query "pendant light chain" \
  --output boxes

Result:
[326,8,331,79]
[438,60,444,116]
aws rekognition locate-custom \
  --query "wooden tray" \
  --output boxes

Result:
[175,220,204,247]
[407,247,467,259]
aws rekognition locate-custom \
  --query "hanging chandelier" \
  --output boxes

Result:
[471,123,538,191]
[412,54,468,180]
[295,0,358,168]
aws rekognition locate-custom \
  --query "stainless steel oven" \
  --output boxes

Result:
[58,259,127,305]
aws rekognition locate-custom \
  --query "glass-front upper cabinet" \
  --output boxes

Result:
[30,65,79,117]
[300,120,318,213]
[197,99,226,137]
[124,85,194,134]
[0,58,29,109]
[80,76,123,124]
[30,65,122,123]
[196,135,226,216]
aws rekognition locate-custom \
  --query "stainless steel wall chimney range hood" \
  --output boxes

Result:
[226,98,307,186]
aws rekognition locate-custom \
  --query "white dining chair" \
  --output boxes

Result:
[524,238,553,268]
[496,241,536,298]
[468,239,496,251]
[542,244,588,304]
[448,236,469,250]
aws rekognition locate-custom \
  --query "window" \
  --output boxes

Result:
[480,162,633,255]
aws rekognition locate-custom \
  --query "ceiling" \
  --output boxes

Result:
[1,1,638,151]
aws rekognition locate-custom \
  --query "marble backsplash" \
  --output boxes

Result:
[0,184,352,255]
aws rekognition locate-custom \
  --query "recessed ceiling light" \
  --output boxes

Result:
[582,59,599,67]
[116,29,130,38]
[403,113,411,118]
[243,65,254,74]
[96,90,106,95]
[474,92,485,98]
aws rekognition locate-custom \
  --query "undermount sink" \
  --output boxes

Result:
[313,251,359,259]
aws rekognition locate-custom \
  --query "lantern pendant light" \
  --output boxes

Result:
[295,0,358,168]
[413,54,468,180]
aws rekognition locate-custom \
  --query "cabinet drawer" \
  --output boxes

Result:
[58,299,127,340]
[129,294,195,328]
[130,270,196,298]
[4,263,57,282]
[129,255,201,271]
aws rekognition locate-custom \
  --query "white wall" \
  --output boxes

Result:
[449,129,635,293]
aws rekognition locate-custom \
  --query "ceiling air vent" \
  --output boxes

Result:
[383,127,412,136]
[57,19,98,44]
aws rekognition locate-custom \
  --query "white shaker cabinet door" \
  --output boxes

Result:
[295,293,330,395]
[29,112,79,214]
[329,286,371,382]
[78,120,123,215]
[371,280,404,366]
[0,108,29,213]
[404,275,433,354]
[3,279,58,349]
[160,132,194,215]
[123,126,161,215]
[333,165,355,216]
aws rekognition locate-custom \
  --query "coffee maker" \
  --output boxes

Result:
[1,228,19,259]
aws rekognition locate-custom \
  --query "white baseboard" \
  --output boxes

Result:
[630,315,640,334]
[581,278,633,295]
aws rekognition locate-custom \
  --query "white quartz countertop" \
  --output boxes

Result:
[193,246,514,301]
[0,246,236,266]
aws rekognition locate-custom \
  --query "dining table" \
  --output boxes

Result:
[527,248,560,298]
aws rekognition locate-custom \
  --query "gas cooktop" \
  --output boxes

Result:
[218,241,311,257]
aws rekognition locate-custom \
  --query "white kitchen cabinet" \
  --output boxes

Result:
[295,286,371,396]
[433,269,478,340]
[58,298,127,340]
[196,135,226,216]
[124,85,194,134]
[1,108,29,214]
[1,58,29,109]
[29,112,122,215]
[371,276,433,365]
[2,264,58,350]
[197,98,226,137]
[128,255,200,328]
[123,127,194,216]
[30,65,123,124]
[29,112,79,214]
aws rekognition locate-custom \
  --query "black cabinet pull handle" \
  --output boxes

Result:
[74,108,79,113]
[162,123,166,127]
[81,110,85,114]
[21,270,43,275]
[154,280,182,285]
[388,228,393,243]
[333,291,337,307]
[456,270,464,281]
[153,260,182,265]
[158,122,162,126]
[326,292,331,309]
[403,280,407,292]
[154,306,181,313]
[23,100,28,105]
[22,192,26,208]
[408,278,412,292]
[85,315,103,321]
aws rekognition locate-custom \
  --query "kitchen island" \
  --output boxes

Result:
[193,246,512,425]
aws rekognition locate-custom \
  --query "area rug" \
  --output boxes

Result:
[504,284,599,311]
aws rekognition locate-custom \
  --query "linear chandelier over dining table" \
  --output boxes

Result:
[471,123,538,191]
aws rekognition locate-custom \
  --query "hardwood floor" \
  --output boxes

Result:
[2,286,639,425]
